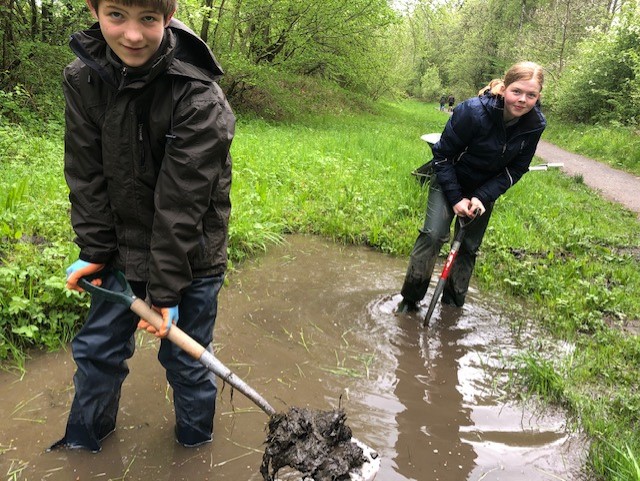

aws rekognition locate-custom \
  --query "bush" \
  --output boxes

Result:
[1,41,73,127]
[550,6,640,126]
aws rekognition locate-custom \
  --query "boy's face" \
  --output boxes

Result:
[86,0,174,68]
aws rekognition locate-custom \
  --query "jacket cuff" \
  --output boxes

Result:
[148,286,181,308]
[79,252,111,265]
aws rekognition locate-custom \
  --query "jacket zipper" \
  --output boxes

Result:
[118,66,128,91]
[138,123,146,169]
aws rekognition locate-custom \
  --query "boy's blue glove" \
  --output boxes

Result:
[66,259,105,292]
[138,305,179,338]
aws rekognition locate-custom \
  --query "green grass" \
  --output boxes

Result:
[229,101,447,260]
[0,123,87,368]
[2,98,640,480]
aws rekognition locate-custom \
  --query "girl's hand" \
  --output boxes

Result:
[453,198,472,217]
[469,197,486,216]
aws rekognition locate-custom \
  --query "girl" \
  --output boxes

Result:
[398,61,546,313]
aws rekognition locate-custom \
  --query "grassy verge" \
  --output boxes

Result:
[2,99,640,479]
[542,116,640,176]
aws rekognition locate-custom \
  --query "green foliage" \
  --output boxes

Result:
[592,438,640,481]
[0,41,72,127]
[550,5,640,126]
[7,42,74,122]
[228,100,444,257]
[0,86,40,126]
[0,124,84,362]
[3,0,638,135]
[513,349,565,404]
[222,59,378,121]
[478,169,640,337]
[180,0,399,100]
[419,65,443,100]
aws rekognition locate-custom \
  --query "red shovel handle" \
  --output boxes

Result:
[422,213,477,327]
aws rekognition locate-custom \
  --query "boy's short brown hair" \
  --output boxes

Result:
[88,0,177,18]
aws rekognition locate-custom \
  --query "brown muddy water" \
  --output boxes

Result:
[1,235,586,481]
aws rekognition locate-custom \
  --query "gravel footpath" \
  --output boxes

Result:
[535,140,640,220]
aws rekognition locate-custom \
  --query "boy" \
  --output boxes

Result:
[51,0,235,451]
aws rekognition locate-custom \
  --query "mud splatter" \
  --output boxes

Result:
[260,407,365,481]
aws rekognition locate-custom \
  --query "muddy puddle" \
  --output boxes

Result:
[1,235,586,480]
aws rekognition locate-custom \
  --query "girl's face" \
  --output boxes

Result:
[501,78,541,121]
[87,0,173,68]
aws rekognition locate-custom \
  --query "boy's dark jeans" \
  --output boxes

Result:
[52,271,224,452]
[400,182,493,307]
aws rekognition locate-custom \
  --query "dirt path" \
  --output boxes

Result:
[535,140,640,220]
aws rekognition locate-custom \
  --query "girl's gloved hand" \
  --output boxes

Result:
[138,305,179,338]
[65,259,105,292]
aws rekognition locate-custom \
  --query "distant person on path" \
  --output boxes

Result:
[447,94,455,112]
[51,0,235,451]
[397,61,546,313]
[439,95,447,111]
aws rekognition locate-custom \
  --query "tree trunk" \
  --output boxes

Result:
[30,0,38,39]
[41,0,52,42]
[229,0,241,52]
[558,0,572,74]
[1,0,16,73]
[212,0,226,48]
[200,0,213,44]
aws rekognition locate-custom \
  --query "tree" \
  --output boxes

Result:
[551,1,640,125]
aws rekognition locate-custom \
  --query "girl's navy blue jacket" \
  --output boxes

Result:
[432,93,546,207]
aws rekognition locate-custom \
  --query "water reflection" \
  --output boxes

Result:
[365,287,586,481]
[393,305,476,480]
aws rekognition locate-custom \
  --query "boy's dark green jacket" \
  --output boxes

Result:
[63,19,235,307]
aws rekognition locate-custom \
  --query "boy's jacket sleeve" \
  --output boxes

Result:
[63,66,118,264]
[147,82,234,307]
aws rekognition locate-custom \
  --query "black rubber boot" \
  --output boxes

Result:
[396,298,419,313]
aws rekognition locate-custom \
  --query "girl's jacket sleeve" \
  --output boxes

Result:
[432,102,478,207]
[63,65,118,264]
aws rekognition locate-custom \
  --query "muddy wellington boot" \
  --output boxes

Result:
[396,298,419,313]
[441,287,465,307]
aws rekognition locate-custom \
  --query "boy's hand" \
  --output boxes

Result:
[138,305,179,338]
[66,260,105,292]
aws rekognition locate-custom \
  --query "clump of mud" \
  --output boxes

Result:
[260,407,366,481]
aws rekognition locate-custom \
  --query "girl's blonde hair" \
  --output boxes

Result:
[478,79,502,97]
[479,61,545,96]
[88,0,177,18]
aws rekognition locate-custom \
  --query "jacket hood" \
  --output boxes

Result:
[167,18,224,79]
[69,18,224,87]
